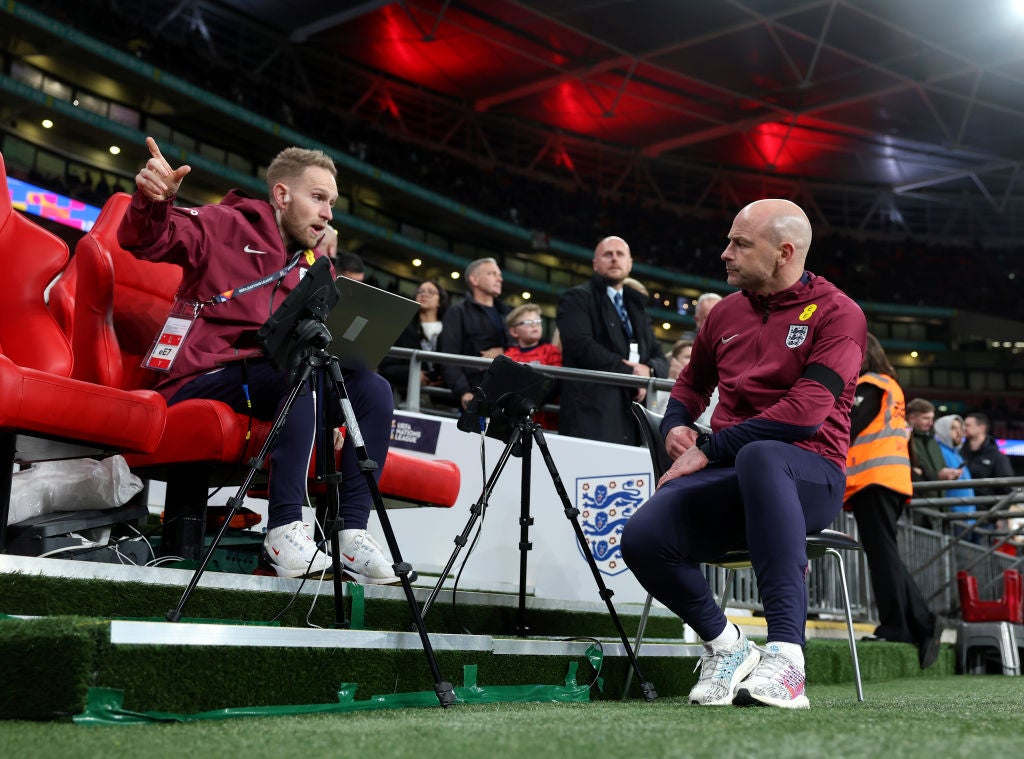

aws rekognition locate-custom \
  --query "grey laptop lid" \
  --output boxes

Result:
[325,276,420,371]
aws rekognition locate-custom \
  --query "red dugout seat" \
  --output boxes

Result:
[247,423,461,510]
[60,192,459,559]
[0,156,166,549]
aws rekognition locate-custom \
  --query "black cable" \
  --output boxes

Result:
[449,504,486,636]
[558,636,605,690]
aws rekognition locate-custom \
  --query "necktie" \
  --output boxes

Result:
[614,291,634,338]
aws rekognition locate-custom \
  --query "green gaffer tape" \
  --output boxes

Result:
[347,581,365,630]
[72,661,594,725]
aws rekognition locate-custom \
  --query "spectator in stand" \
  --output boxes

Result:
[667,338,693,382]
[907,398,960,483]
[439,257,510,411]
[622,277,650,298]
[503,303,562,430]
[557,236,668,445]
[961,412,1015,496]
[378,279,448,405]
[933,415,977,525]
[335,251,365,281]
[691,291,723,429]
[652,338,692,414]
[844,334,942,668]
[693,292,723,331]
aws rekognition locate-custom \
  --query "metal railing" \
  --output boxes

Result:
[387,346,674,414]
[384,347,1023,622]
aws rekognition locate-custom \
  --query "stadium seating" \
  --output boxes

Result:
[0,155,167,550]
[48,191,460,559]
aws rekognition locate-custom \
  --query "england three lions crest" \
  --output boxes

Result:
[785,325,809,348]
[576,474,650,576]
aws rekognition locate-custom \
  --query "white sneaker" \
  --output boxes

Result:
[338,530,401,585]
[733,643,810,709]
[688,632,760,705]
[263,521,332,579]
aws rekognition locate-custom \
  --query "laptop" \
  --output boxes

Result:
[325,276,420,371]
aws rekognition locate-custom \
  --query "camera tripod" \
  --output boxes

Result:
[420,405,657,702]
[165,330,455,708]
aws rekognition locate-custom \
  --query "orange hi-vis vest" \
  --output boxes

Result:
[844,372,913,501]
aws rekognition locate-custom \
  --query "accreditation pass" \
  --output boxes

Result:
[143,311,195,372]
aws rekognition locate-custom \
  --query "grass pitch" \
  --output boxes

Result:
[1,676,1020,758]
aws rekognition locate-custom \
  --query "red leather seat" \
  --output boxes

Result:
[0,157,166,549]
[247,423,460,509]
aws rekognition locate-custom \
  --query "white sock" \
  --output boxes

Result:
[766,641,804,667]
[707,623,741,647]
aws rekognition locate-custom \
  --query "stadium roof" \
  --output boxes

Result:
[189,0,1024,243]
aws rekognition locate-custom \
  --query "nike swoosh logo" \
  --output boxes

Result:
[721,334,739,344]
[271,547,280,556]
[342,553,356,563]
[243,244,267,254]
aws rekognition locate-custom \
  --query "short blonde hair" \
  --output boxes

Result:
[506,303,542,329]
[266,147,336,195]
[622,277,649,298]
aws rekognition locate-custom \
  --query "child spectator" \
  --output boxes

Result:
[504,304,561,430]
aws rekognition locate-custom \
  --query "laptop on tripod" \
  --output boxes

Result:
[326,276,420,371]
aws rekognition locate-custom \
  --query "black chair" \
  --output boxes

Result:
[627,401,864,701]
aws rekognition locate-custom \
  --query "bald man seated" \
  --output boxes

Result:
[621,199,867,709]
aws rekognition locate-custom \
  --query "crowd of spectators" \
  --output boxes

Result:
[30,0,1024,325]
[15,0,1024,442]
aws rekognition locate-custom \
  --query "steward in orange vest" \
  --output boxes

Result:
[844,372,913,502]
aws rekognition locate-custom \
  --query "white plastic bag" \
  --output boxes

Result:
[7,455,144,526]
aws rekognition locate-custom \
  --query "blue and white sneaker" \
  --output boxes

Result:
[688,632,760,705]
[733,643,810,709]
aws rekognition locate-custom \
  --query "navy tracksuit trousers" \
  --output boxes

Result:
[620,440,846,646]
[170,358,394,531]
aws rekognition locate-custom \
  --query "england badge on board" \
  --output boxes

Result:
[576,473,650,576]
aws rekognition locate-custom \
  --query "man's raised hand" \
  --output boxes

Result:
[134,136,191,201]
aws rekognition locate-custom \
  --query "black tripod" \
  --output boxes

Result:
[165,330,455,708]
[420,401,657,702]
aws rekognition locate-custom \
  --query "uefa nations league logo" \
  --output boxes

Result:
[576,474,650,576]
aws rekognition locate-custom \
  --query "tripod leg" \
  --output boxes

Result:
[420,424,524,620]
[516,425,533,637]
[313,369,348,628]
[167,369,311,622]
[530,425,658,702]
[324,358,455,707]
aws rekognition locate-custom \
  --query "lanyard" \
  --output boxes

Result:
[203,250,308,306]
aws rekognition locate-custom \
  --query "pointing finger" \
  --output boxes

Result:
[146,136,164,163]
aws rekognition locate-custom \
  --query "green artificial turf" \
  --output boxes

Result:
[0,676,1019,758]
[0,572,681,639]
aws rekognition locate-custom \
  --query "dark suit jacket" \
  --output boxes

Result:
[556,274,668,445]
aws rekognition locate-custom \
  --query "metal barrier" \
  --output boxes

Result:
[907,477,1024,611]
[386,346,675,415]
[383,348,1023,623]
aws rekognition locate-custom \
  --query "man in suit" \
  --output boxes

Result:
[556,236,667,445]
